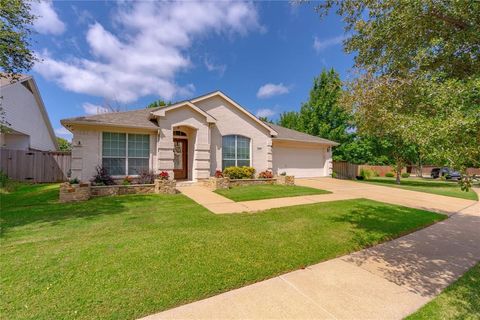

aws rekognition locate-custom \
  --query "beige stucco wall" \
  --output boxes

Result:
[69,125,157,182]
[194,96,272,175]
[156,106,211,180]
[1,82,56,150]
[272,140,332,177]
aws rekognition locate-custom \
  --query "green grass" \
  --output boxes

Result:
[1,183,445,320]
[361,177,478,200]
[407,263,480,320]
[214,184,331,201]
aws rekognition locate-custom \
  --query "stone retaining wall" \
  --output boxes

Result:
[59,183,91,203]
[59,179,177,202]
[202,176,295,190]
[90,184,155,197]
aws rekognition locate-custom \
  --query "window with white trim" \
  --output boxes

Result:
[102,132,150,175]
[222,135,251,169]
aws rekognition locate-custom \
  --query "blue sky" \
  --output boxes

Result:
[29,1,353,140]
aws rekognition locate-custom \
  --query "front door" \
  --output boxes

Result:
[173,139,187,180]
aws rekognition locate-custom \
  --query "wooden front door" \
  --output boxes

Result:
[173,139,188,180]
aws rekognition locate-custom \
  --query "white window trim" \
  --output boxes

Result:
[222,135,252,168]
[102,132,150,177]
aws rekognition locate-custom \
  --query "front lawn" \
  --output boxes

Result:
[407,263,480,320]
[214,184,330,201]
[361,177,478,200]
[1,183,445,320]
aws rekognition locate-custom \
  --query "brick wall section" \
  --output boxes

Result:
[203,176,295,190]
[276,175,295,186]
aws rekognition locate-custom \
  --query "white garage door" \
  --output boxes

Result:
[272,145,328,178]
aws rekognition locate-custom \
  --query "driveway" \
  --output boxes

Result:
[143,180,479,319]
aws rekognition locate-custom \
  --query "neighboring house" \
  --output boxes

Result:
[61,91,338,181]
[0,74,58,151]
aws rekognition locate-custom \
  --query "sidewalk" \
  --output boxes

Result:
[177,185,357,214]
[142,184,479,319]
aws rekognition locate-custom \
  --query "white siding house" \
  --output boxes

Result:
[0,75,58,151]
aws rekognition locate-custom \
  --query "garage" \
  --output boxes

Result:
[267,124,338,178]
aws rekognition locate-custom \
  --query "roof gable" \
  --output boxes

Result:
[191,91,278,136]
[150,102,216,123]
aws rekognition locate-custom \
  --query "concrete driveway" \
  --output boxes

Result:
[143,179,479,320]
[297,177,476,216]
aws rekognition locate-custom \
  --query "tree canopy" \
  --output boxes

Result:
[146,99,172,109]
[56,137,72,152]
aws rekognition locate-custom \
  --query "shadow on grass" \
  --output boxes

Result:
[342,210,480,297]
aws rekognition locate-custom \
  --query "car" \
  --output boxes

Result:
[430,167,461,180]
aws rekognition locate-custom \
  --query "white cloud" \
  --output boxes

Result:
[82,102,109,115]
[256,108,276,118]
[31,0,66,35]
[204,58,227,77]
[256,83,290,99]
[313,35,344,52]
[34,1,262,103]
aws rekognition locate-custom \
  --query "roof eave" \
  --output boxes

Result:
[61,120,158,131]
[272,138,339,146]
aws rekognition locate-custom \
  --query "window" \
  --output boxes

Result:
[222,135,251,169]
[102,132,150,175]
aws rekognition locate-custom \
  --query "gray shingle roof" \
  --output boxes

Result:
[61,107,161,129]
[266,123,339,146]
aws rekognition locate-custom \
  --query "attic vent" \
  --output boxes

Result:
[173,130,187,137]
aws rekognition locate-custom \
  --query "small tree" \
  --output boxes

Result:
[56,137,71,151]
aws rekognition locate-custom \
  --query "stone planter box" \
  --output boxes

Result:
[59,182,91,203]
[154,179,177,194]
[276,175,295,186]
[203,175,295,190]
[90,184,155,197]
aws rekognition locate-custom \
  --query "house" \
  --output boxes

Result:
[61,91,338,181]
[0,74,58,151]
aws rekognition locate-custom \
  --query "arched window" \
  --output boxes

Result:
[222,135,251,169]
[173,130,187,137]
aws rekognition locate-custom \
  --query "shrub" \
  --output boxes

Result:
[280,171,287,176]
[214,170,224,178]
[331,171,337,178]
[91,166,115,186]
[385,172,395,177]
[356,175,365,180]
[359,168,374,180]
[223,166,255,179]
[0,170,9,188]
[69,177,80,184]
[401,172,410,178]
[372,170,380,177]
[122,176,133,185]
[159,171,169,180]
[138,170,156,184]
[258,170,273,179]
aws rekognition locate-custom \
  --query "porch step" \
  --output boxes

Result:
[176,181,199,187]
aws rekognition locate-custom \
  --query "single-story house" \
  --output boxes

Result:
[0,74,58,151]
[61,91,338,181]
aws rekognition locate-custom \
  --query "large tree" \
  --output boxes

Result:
[314,0,480,186]
[279,69,354,160]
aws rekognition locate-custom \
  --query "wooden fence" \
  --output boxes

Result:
[0,149,71,183]
[332,161,404,179]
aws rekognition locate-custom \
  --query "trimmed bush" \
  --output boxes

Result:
[223,166,256,179]
[331,171,337,178]
[401,172,410,178]
[360,168,374,180]
[385,172,395,177]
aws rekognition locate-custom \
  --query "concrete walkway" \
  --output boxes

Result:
[177,185,357,214]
